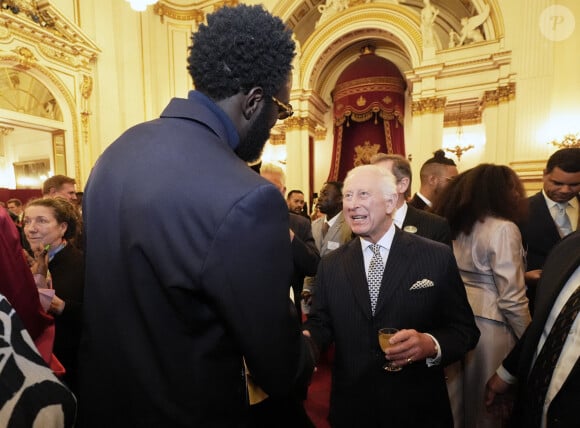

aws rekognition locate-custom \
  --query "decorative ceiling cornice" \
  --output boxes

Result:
[152,0,239,24]
[0,1,100,71]
[482,82,516,107]
[443,99,482,127]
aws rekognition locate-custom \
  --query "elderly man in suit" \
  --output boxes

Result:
[485,231,580,428]
[519,148,580,313]
[371,153,451,246]
[303,164,479,428]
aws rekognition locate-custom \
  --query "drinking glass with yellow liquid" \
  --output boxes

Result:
[378,328,401,372]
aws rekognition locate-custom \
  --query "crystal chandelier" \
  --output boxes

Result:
[125,0,156,12]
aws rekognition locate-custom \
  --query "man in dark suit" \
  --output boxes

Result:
[80,6,314,427]
[485,231,580,428]
[371,153,452,246]
[303,164,479,428]
[519,148,580,312]
[409,149,458,211]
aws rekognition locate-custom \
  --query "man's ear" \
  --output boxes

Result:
[427,174,438,187]
[397,177,410,194]
[242,87,265,120]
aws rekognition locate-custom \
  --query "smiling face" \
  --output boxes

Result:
[23,205,67,249]
[342,166,398,243]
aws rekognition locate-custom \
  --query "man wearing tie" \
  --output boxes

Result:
[519,148,580,312]
[485,231,580,428]
[303,165,479,427]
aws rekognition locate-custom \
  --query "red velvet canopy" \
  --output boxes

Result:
[327,47,406,182]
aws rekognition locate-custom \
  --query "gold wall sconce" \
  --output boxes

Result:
[445,144,474,161]
[550,133,580,149]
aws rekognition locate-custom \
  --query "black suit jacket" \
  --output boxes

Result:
[402,204,452,246]
[409,193,429,211]
[304,228,479,428]
[49,244,84,395]
[504,231,580,428]
[289,212,320,314]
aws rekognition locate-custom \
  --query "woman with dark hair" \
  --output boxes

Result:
[433,164,531,428]
[23,197,84,397]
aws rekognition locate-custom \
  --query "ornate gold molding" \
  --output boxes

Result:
[302,4,421,82]
[283,116,319,133]
[11,46,36,69]
[315,125,327,141]
[482,82,516,107]
[269,132,286,146]
[411,96,446,115]
[153,1,205,24]
[0,3,99,71]
[153,0,240,24]
[0,55,81,181]
[444,99,482,127]
[269,116,322,143]
[0,125,15,135]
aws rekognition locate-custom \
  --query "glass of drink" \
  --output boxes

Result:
[378,328,401,372]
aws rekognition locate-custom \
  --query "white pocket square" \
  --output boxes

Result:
[409,279,435,290]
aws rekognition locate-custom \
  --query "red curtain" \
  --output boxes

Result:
[327,54,406,182]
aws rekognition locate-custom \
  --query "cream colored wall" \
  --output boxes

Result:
[502,0,580,161]
[10,1,578,195]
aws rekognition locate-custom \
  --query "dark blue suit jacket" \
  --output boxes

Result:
[80,91,314,427]
[304,228,479,428]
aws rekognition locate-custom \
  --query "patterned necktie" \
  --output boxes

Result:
[321,222,330,238]
[367,243,384,314]
[554,203,572,237]
[525,284,580,426]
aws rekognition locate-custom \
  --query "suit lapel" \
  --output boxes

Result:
[343,239,373,318]
[312,218,324,250]
[374,229,412,317]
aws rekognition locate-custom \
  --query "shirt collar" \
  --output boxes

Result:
[392,203,408,228]
[325,211,341,227]
[187,90,240,151]
[359,223,396,252]
[542,190,578,210]
[417,191,432,207]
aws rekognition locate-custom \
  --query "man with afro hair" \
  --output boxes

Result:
[79,5,315,427]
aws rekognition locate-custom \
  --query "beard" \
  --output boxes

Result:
[235,106,272,163]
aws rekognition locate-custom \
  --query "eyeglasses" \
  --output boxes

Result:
[271,96,294,120]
